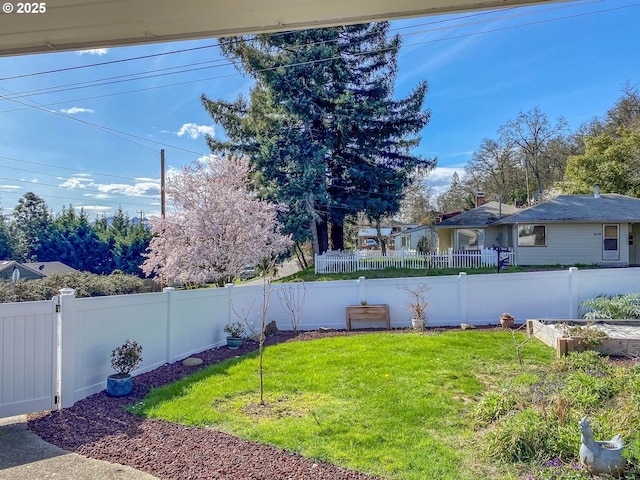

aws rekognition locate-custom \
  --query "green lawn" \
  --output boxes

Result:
[277,265,525,282]
[131,330,555,479]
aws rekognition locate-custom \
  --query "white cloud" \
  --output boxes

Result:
[426,167,467,196]
[60,107,95,115]
[82,193,113,200]
[176,123,215,140]
[95,180,160,197]
[195,154,218,165]
[60,178,87,189]
[80,205,112,213]
[133,177,159,183]
[76,49,109,56]
[0,185,21,190]
[58,174,94,189]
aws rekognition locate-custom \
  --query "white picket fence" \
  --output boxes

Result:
[315,248,515,274]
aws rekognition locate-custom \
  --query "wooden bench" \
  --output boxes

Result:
[346,305,390,330]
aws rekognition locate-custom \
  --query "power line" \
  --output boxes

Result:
[0,155,156,183]
[0,190,159,212]
[0,1,634,116]
[0,0,635,189]
[0,0,607,102]
[0,89,206,155]
[0,175,160,201]
[0,5,518,82]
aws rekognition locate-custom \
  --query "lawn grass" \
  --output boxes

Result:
[276,265,525,282]
[131,330,555,479]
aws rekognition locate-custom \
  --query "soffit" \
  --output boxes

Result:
[1,0,557,57]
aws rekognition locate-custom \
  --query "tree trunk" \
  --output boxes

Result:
[375,221,387,255]
[316,220,329,254]
[330,223,344,251]
[294,241,308,270]
[306,192,320,256]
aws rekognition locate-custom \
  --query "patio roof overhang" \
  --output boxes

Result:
[1,0,562,58]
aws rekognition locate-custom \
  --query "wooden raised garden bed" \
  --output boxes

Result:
[527,319,640,357]
[346,305,390,330]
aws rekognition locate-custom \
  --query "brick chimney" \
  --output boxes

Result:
[475,191,486,208]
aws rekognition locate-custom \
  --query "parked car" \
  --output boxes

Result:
[239,265,256,280]
[364,239,378,249]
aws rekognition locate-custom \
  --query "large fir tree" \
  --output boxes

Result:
[203,23,433,254]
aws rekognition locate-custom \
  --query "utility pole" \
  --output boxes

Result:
[160,149,166,219]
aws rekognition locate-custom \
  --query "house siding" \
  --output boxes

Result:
[631,224,640,265]
[514,223,630,266]
[395,226,438,251]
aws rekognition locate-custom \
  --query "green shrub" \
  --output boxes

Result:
[579,293,640,319]
[0,271,146,302]
[553,351,612,375]
[477,351,640,476]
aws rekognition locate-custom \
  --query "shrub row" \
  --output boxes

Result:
[0,271,149,302]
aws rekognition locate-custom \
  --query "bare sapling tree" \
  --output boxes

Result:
[278,280,306,331]
[232,257,277,406]
[506,323,535,368]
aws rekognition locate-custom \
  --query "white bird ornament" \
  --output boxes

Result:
[578,417,625,477]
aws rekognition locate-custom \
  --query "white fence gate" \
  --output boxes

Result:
[0,298,58,417]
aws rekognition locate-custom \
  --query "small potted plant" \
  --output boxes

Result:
[500,312,515,328]
[107,339,143,397]
[224,320,246,349]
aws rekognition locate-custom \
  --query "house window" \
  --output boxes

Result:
[456,229,484,250]
[401,235,410,248]
[603,224,619,260]
[518,224,546,246]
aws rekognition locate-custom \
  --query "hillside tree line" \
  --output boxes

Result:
[437,84,640,211]
[0,193,152,276]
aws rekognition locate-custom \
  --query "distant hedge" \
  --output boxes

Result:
[0,271,152,303]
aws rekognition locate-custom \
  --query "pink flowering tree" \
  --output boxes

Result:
[142,156,291,286]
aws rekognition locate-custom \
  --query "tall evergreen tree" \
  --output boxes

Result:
[10,192,52,261]
[39,206,110,273]
[203,23,433,254]
[0,207,17,259]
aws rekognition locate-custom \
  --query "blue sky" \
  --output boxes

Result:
[1,0,639,219]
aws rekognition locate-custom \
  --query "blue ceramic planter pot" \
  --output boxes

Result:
[226,336,243,350]
[107,374,133,397]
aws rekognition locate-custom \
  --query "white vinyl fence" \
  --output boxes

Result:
[315,247,515,274]
[2,266,639,416]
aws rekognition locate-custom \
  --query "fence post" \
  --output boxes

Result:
[358,276,367,305]
[314,254,319,274]
[448,247,453,268]
[401,250,405,268]
[226,283,234,326]
[458,272,468,323]
[163,287,175,364]
[58,288,76,409]
[568,267,579,319]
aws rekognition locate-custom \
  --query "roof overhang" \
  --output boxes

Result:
[1,0,561,58]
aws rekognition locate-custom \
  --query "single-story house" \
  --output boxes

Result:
[496,192,640,267]
[392,224,439,252]
[0,260,45,282]
[434,200,520,251]
[0,260,78,282]
[23,261,78,277]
